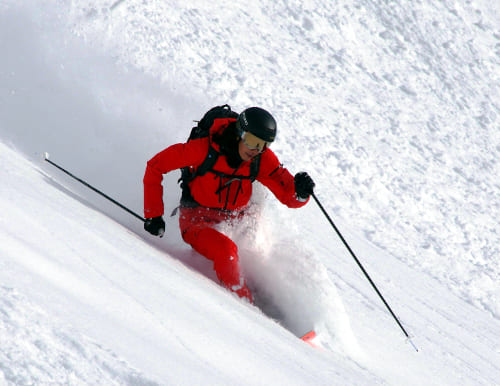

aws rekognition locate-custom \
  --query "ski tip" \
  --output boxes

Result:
[300,330,319,348]
[44,152,50,160]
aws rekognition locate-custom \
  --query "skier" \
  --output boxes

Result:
[143,107,315,303]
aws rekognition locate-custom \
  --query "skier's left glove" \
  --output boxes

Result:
[144,216,165,237]
[294,172,315,200]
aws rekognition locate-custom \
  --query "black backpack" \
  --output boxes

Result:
[179,105,261,207]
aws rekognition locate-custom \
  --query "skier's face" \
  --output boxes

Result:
[238,140,261,161]
[238,131,270,161]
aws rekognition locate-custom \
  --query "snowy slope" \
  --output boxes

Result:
[1,1,499,385]
[1,141,376,384]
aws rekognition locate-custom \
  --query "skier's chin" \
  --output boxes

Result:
[242,152,255,161]
[242,149,260,161]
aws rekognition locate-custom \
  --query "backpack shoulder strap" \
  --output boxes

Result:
[249,153,261,182]
[195,144,219,177]
[178,143,219,207]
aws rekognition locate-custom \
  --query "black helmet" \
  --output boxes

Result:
[236,107,277,142]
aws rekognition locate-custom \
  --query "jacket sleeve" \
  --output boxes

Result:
[143,139,208,218]
[256,149,309,208]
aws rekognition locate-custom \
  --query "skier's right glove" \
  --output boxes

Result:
[294,172,315,200]
[144,216,165,238]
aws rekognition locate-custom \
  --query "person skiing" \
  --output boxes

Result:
[143,106,315,303]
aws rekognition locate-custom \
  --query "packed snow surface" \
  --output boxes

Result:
[0,1,499,385]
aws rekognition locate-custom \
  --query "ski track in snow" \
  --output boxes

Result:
[1,1,500,385]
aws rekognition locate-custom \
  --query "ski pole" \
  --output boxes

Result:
[44,153,145,223]
[311,192,418,352]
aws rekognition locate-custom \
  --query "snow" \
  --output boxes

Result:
[0,1,499,385]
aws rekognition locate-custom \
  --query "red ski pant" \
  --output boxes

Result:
[179,206,247,294]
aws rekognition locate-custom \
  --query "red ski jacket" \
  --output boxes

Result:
[143,118,308,218]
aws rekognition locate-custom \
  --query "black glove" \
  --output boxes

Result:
[144,216,165,237]
[294,172,315,199]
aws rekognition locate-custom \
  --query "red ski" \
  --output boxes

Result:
[300,330,319,348]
